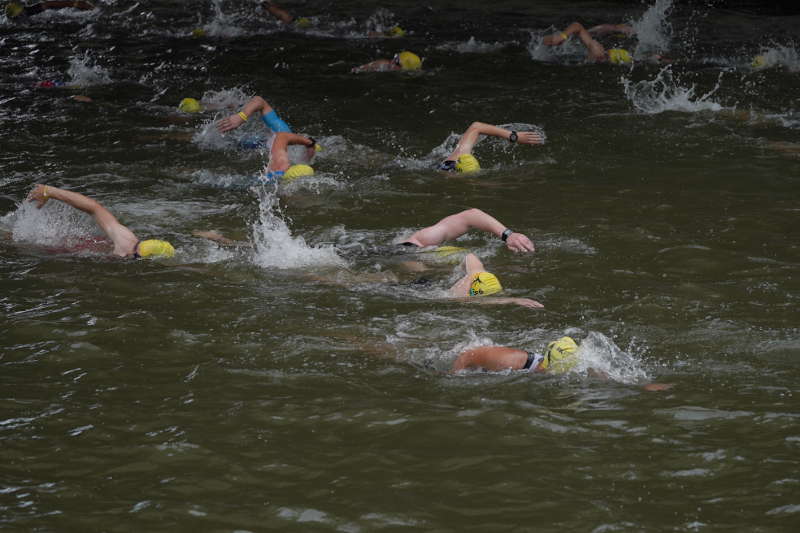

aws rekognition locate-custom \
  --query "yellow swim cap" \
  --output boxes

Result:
[540,336,579,374]
[138,239,176,258]
[191,28,206,38]
[295,17,311,28]
[752,55,766,68]
[283,164,314,182]
[6,2,24,18]
[390,26,406,37]
[397,51,422,70]
[469,272,502,296]
[455,153,480,173]
[608,48,633,65]
[178,97,202,113]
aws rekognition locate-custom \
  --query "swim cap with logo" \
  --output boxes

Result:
[540,336,579,374]
[138,239,175,258]
[179,98,202,113]
[390,26,406,37]
[397,51,422,70]
[608,48,632,65]
[456,153,480,173]
[283,164,314,182]
[469,272,502,296]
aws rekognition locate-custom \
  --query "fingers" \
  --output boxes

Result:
[507,233,535,253]
[217,115,242,133]
[519,131,544,145]
[520,299,544,308]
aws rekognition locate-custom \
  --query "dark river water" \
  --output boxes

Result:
[2,1,799,531]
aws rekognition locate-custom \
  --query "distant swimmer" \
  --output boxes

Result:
[543,21,636,64]
[400,208,542,307]
[5,1,94,19]
[438,121,545,173]
[451,336,673,390]
[24,185,175,259]
[351,50,422,73]
[217,95,320,183]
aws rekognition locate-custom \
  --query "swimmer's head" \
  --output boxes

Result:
[455,153,480,173]
[540,336,579,374]
[137,239,175,259]
[469,271,502,296]
[283,164,314,182]
[295,17,311,28]
[389,26,406,37]
[608,48,633,65]
[751,55,766,68]
[191,28,206,38]
[394,51,422,70]
[178,97,202,113]
[6,2,23,18]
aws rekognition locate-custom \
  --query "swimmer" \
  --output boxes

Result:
[217,96,319,183]
[351,50,422,73]
[452,336,673,390]
[438,122,545,173]
[5,1,94,19]
[24,184,175,259]
[262,1,293,24]
[399,208,542,307]
[543,21,636,64]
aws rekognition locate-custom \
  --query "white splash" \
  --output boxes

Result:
[527,29,587,63]
[576,331,650,384]
[67,53,111,86]
[201,0,246,38]
[250,188,345,269]
[622,66,723,114]
[437,37,509,54]
[3,201,97,247]
[751,45,800,72]
[630,0,673,56]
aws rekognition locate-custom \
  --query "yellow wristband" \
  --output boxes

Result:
[237,111,249,122]
[43,186,48,198]
[560,32,568,40]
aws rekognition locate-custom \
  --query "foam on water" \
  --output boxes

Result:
[437,37,509,54]
[622,66,724,114]
[629,0,673,56]
[201,0,246,38]
[527,29,587,63]
[751,45,800,72]
[250,188,345,269]
[3,201,98,247]
[67,53,111,87]
[575,331,650,384]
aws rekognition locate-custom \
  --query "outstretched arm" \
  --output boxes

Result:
[262,1,293,24]
[445,121,544,161]
[351,58,399,73]
[403,208,535,252]
[587,23,634,36]
[452,346,530,372]
[27,185,138,257]
[468,297,544,308]
[217,95,277,133]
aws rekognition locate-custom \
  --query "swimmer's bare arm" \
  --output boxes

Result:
[217,96,276,133]
[27,185,138,257]
[468,297,544,308]
[452,346,530,372]
[587,23,634,36]
[404,208,535,252]
[543,22,606,61]
[262,1,293,24]
[267,132,316,171]
[351,59,399,73]
[445,122,544,161]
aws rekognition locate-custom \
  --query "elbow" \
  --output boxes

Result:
[467,121,489,133]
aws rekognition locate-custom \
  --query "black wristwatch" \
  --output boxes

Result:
[508,131,518,143]
[501,229,514,242]
[307,137,316,148]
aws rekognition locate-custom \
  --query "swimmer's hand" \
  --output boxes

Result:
[27,184,51,208]
[473,297,544,308]
[217,113,246,133]
[517,131,545,145]
[506,232,535,253]
[192,229,241,247]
